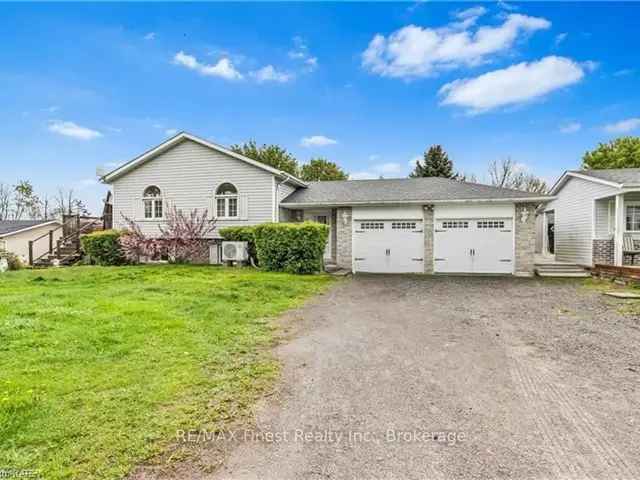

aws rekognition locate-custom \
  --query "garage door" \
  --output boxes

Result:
[434,218,513,274]
[353,220,424,273]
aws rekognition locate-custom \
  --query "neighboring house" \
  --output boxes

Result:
[0,220,63,262]
[101,132,549,275]
[539,168,640,267]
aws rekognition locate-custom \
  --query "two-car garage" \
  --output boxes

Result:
[352,204,515,274]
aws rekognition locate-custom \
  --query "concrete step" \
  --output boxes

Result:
[536,267,588,274]
[536,271,591,278]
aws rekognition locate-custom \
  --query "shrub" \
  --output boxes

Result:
[219,225,257,263]
[0,250,25,270]
[80,230,126,266]
[253,222,329,274]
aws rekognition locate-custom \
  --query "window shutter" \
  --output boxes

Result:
[240,194,249,220]
[135,197,143,221]
[210,196,217,220]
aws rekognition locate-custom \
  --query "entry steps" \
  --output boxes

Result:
[534,262,590,278]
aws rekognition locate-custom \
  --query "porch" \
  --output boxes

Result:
[593,191,640,267]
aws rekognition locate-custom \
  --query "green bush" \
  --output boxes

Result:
[80,230,126,266]
[219,225,258,263]
[0,250,25,270]
[253,222,329,274]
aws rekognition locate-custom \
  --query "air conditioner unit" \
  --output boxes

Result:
[221,241,248,262]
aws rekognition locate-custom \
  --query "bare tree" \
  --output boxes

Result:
[11,180,41,220]
[488,158,548,194]
[0,183,11,221]
[53,188,90,217]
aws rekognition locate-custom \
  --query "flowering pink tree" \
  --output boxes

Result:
[120,207,216,264]
[158,206,216,263]
[119,215,165,263]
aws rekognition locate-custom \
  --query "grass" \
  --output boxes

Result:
[0,265,333,479]
[583,277,640,315]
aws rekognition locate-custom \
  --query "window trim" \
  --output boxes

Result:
[625,202,640,232]
[142,186,163,220]
[214,182,240,219]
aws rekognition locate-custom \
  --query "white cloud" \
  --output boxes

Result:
[289,36,318,72]
[144,32,156,41]
[349,171,379,180]
[48,121,102,140]
[497,0,518,11]
[408,155,421,168]
[251,65,293,83]
[439,56,586,114]
[603,118,640,134]
[451,6,487,29]
[374,162,402,175]
[362,13,550,78]
[613,68,634,77]
[165,128,178,136]
[559,121,581,134]
[554,32,568,47]
[300,135,338,147]
[173,51,243,81]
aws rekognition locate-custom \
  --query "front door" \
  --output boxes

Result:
[313,214,331,260]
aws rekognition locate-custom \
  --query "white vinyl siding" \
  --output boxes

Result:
[111,139,276,237]
[594,198,614,239]
[545,177,619,266]
[277,182,298,222]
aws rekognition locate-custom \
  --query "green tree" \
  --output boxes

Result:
[12,180,41,220]
[230,140,299,177]
[582,137,640,169]
[410,145,454,178]
[300,157,348,181]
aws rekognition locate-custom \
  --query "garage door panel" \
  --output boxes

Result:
[434,217,513,274]
[353,220,423,273]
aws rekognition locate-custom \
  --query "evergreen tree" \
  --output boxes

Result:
[410,145,454,178]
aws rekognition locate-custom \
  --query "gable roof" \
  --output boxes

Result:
[100,132,307,187]
[0,220,60,237]
[281,177,550,207]
[549,168,640,195]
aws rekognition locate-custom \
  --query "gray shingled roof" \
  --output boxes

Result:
[0,220,54,236]
[281,177,548,206]
[572,168,640,185]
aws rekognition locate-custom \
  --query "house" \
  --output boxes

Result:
[0,220,63,262]
[538,168,640,267]
[101,132,549,275]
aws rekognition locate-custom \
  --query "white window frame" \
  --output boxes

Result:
[625,201,640,232]
[142,186,163,220]
[215,183,239,219]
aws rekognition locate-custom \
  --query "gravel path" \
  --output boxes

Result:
[153,275,640,480]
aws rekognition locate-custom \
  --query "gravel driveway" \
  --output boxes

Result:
[198,276,640,479]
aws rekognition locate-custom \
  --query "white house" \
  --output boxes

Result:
[539,168,640,267]
[0,220,63,263]
[101,132,549,275]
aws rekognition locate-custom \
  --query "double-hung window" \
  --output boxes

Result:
[143,186,163,219]
[626,204,640,231]
[215,183,239,219]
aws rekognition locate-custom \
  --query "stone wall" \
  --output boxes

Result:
[423,205,434,274]
[336,207,352,270]
[514,203,537,276]
[593,239,614,265]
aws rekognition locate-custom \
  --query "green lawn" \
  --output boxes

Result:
[0,265,333,479]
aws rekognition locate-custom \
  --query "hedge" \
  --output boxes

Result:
[80,230,126,266]
[253,222,329,274]
[219,225,257,263]
[0,249,24,270]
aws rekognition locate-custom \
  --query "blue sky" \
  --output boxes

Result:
[1,2,639,214]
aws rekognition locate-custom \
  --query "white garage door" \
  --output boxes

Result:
[353,220,424,273]
[434,218,513,274]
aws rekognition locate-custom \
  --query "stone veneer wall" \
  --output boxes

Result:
[423,205,434,274]
[336,207,352,270]
[514,203,537,276]
[593,239,614,265]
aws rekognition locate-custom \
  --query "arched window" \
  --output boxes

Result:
[215,182,238,218]
[143,186,163,219]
